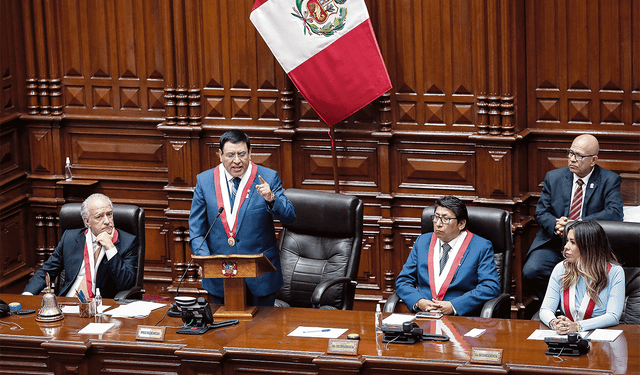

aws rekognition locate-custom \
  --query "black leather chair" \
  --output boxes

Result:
[57,203,146,300]
[384,206,513,318]
[275,189,363,310]
[597,221,640,325]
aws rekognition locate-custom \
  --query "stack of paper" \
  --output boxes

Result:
[105,301,166,318]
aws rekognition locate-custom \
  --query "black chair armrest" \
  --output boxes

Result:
[480,293,511,319]
[311,277,355,308]
[114,286,144,302]
[383,292,401,313]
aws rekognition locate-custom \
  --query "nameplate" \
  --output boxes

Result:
[327,339,358,356]
[136,325,166,342]
[470,347,503,365]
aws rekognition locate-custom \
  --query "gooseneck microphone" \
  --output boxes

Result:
[168,206,224,317]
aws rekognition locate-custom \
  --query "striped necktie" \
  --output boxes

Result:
[569,179,584,220]
[230,177,241,209]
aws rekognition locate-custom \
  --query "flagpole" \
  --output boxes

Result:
[330,126,340,193]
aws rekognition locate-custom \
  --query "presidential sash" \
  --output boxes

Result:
[82,228,119,298]
[213,162,258,246]
[563,263,612,322]
[428,231,474,301]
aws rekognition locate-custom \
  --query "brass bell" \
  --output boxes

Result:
[36,273,64,322]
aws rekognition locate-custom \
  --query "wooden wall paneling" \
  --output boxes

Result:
[1,1,24,120]
[526,0,639,132]
[21,0,40,115]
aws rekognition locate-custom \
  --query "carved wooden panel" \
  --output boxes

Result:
[526,0,640,130]
[60,0,168,116]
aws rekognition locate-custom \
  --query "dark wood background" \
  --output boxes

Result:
[1,0,638,317]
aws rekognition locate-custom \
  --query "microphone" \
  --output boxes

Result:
[168,206,224,317]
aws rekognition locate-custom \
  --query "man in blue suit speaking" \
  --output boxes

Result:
[523,134,623,300]
[396,196,500,316]
[189,130,296,306]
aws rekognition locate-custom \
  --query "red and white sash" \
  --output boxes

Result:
[82,228,118,298]
[428,231,474,301]
[214,162,258,244]
[563,263,612,322]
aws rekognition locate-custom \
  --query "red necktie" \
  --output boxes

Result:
[569,179,584,220]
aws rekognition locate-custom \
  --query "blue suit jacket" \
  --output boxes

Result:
[23,228,138,298]
[189,165,295,298]
[395,232,500,316]
[529,165,623,255]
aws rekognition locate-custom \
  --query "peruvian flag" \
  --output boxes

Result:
[251,0,392,126]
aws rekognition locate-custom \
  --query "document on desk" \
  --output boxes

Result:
[288,326,348,338]
[382,313,415,326]
[78,322,115,335]
[61,305,111,314]
[105,301,166,318]
[527,329,589,340]
[586,329,623,342]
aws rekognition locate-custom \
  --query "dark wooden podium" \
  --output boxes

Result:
[191,254,276,319]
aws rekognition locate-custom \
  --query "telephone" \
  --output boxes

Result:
[544,332,590,356]
[382,321,423,344]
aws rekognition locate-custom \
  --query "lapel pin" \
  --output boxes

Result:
[590,183,594,189]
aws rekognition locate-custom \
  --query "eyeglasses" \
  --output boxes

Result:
[566,150,596,162]
[223,152,248,160]
[431,215,457,224]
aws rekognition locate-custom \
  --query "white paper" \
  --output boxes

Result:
[464,328,486,338]
[586,329,623,342]
[78,322,115,334]
[527,329,588,340]
[288,326,348,338]
[105,301,166,318]
[61,305,111,314]
[382,313,414,326]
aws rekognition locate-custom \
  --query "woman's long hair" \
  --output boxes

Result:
[562,221,618,304]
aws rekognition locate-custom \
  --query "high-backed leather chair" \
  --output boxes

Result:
[384,206,513,318]
[58,203,146,300]
[275,189,363,310]
[597,221,640,325]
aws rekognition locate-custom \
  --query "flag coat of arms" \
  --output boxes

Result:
[251,0,392,126]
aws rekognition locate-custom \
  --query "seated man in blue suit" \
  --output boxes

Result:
[396,196,500,316]
[523,134,623,300]
[189,130,296,306]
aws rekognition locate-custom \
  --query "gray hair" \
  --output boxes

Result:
[80,193,113,227]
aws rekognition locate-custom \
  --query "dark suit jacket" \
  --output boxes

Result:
[24,228,138,298]
[395,232,500,316]
[189,164,296,298]
[529,165,623,255]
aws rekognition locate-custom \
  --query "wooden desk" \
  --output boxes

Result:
[0,294,636,374]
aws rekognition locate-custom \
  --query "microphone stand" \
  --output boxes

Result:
[168,207,224,318]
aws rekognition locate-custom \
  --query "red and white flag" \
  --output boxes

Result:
[251,0,392,126]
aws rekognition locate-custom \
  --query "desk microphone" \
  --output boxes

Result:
[168,206,224,317]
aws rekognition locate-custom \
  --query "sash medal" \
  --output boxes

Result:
[213,162,258,247]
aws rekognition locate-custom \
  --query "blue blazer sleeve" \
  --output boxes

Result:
[448,238,500,316]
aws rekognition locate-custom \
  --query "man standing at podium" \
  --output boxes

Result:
[189,130,296,306]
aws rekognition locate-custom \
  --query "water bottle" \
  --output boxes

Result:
[375,303,382,331]
[64,157,73,181]
[94,288,103,316]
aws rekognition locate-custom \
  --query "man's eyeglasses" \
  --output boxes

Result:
[431,215,457,224]
[223,152,248,160]
[566,150,596,162]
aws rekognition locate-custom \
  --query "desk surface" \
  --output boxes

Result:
[0,294,636,375]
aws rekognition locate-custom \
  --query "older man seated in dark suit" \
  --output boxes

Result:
[523,134,623,300]
[23,193,138,298]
